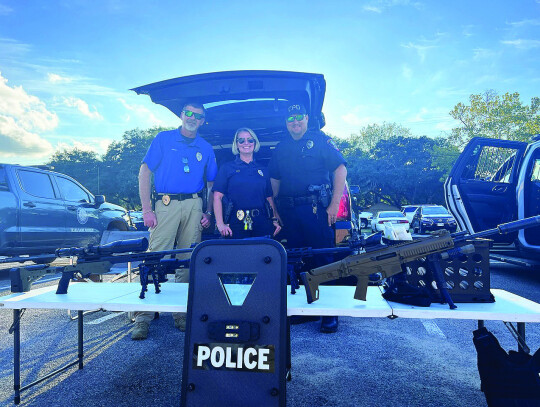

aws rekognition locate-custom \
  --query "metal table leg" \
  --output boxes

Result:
[503,321,530,354]
[517,322,526,354]
[13,309,21,405]
[11,309,85,404]
[78,310,84,369]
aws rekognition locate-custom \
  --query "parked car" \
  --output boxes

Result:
[410,205,457,234]
[357,212,373,229]
[0,164,131,255]
[371,211,410,233]
[131,70,357,245]
[444,136,540,255]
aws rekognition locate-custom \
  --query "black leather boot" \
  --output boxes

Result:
[320,316,338,333]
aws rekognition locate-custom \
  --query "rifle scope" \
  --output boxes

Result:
[55,237,149,258]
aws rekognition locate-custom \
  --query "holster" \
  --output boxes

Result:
[308,184,332,208]
[151,189,157,211]
[223,196,234,224]
[264,200,273,219]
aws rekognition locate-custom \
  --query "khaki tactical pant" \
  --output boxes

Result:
[134,197,203,324]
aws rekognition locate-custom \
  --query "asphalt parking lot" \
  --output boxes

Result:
[0,261,538,407]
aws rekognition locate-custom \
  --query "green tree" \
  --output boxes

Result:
[348,122,412,153]
[101,127,172,209]
[48,148,100,193]
[341,135,448,208]
[449,90,540,147]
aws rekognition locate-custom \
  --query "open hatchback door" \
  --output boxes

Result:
[131,70,326,146]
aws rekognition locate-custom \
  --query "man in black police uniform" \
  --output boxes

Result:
[269,103,347,333]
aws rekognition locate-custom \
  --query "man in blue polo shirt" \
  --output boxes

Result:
[132,102,218,340]
[269,102,347,334]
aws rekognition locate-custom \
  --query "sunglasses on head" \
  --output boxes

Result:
[287,114,305,123]
[183,110,205,120]
[237,137,255,144]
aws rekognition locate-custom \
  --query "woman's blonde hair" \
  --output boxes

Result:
[231,127,260,155]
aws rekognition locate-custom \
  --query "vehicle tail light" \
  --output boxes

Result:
[378,221,386,224]
[398,220,409,224]
[336,185,350,221]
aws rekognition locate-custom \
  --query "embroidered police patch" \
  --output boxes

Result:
[306,140,314,149]
[196,152,202,161]
[258,169,264,176]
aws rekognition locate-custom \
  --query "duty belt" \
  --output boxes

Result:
[235,208,263,219]
[278,195,317,208]
[158,192,201,206]
[235,208,264,231]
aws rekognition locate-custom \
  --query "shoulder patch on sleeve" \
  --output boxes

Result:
[327,138,340,151]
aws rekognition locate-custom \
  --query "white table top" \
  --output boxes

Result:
[1,283,539,323]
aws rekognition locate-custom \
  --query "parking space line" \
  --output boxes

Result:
[85,312,126,325]
[421,319,446,338]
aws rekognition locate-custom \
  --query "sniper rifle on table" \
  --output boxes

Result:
[299,215,540,309]
[7,238,191,299]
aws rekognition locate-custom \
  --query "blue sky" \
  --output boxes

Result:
[1,0,539,165]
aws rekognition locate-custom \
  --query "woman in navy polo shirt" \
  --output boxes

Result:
[213,128,281,238]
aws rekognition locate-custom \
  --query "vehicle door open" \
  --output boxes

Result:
[444,137,528,244]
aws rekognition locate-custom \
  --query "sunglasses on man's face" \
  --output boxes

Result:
[183,110,205,120]
[237,138,255,144]
[287,114,305,123]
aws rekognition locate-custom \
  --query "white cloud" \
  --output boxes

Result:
[403,107,456,134]
[507,19,540,27]
[0,4,12,15]
[462,25,475,37]
[501,39,540,49]
[62,97,103,120]
[363,5,382,13]
[402,64,412,80]
[340,105,385,127]
[408,107,430,123]
[47,73,73,83]
[401,42,436,63]
[473,47,498,60]
[362,0,422,13]
[0,72,56,159]
[435,121,454,132]
[118,98,166,126]
[55,138,111,155]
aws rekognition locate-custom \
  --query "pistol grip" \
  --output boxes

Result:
[300,272,319,304]
[56,272,73,294]
[9,268,24,293]
[353,276,369,301]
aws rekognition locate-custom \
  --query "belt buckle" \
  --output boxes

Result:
[162,194,171,206]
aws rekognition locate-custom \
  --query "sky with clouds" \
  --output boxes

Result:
[0,0,539,165]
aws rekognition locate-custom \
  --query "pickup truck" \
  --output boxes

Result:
[444,136,540,264]
[0,164,131,256]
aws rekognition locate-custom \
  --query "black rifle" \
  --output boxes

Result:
[8,238,192,299]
